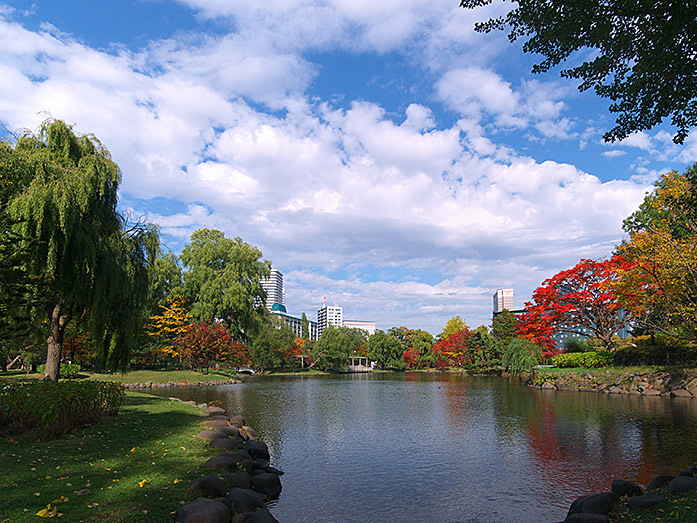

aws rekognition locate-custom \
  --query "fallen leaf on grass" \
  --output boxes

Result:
[138,479,147,488]
[36,504,57,518]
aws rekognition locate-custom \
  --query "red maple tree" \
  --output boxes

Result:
[431,328,474,368]
[519,255,633,353]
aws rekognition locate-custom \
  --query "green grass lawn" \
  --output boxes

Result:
[611,489,697,522]
[0,368,238,385]
[0,391,219,522]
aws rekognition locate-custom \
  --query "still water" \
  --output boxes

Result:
[150,372,697,522]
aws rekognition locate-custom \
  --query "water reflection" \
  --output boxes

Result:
[148,373,697,522]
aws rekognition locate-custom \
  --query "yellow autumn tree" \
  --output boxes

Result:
[147,296,192,358]
[613,166,697,340]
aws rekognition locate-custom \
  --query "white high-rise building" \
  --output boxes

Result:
[317,302,343,338]
[261,268,285,312]
[493,288,514,314]
[342,319,376,336]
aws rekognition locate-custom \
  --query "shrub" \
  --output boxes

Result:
[563,337,593,353]
[502,339,542,375]
[613,344,697,366]
[551,351,613,368]
[0,380,124,439]
[37,363,81,379]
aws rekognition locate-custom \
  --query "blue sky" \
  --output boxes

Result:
[2,1,695,334]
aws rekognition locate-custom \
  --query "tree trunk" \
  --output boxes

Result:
[7,354,21,370]
[44,303,71,382]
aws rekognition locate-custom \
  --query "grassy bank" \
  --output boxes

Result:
[611,489,697,522]
[0,391,217,522]
[0,368,238,385]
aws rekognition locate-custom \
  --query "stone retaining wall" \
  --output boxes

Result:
[123,378,240,389]
[526,369,697,397]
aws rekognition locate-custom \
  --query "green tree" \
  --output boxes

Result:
[502,338,542,376]
[438,315,469,341]
[251,316,295,371]
[368,330,404,370]
[301,312,309,340]
[149,248,184,310]
[491,309,518,358]
[6,120,157,380]
[181,228,270,343]
[461,0,697,144]
[311,326,359,371]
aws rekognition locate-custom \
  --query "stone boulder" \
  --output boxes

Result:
[628,492,667,512]
[208,406,227,415]
[205,419,231,430]
[210,437,244,451]
[230,415,246,426]
[227,487,266,514]
[231,508,279,522]
[176,498,230,523]
[646,474,673,491]
[204,454,246,471]
[611,479,642,498]
[189,475,229,498]
[197,430,229,441]
[221,471,252,489]
[679,465,697,477]
[243,426,259,438]
[667,476,697,494]
[251,473,282,499]
[567,493,619,518]
[220,426,242,438]
[243,440,270,461]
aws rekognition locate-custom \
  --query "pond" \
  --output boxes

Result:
[149,372,697,522]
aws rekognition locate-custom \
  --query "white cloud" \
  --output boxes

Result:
[0,7,660,331]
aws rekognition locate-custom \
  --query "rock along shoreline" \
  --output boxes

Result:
[525,368,697,398]
[123,378,241,389]
[172,398,282,523]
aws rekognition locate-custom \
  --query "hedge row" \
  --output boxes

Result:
[0,380,124,439]
[37,363,81,379]
[612,345,697,366]
[551,351,614,368]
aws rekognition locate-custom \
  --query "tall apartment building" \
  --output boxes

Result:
[493,288,514,315]
[260,268,285,312]
[317,302,343,338]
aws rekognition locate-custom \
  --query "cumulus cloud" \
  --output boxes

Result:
[0,6,665,331]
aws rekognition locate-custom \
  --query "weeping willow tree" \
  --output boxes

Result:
[5,119,158,380]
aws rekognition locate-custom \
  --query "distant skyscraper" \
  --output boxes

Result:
[317,300,342,338]
[493,288,514,314]
[261,268,284,312]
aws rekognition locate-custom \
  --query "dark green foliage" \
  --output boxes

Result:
[368,330,404,370]
[251,317,295,371]
[502,338,541,375]
[461,0,697,144]
[613,344,697,366]
[491,309,518,358]
[563,337,594,353]
[181,228,270,343]
[552,351,614,368]
[312,326,363,371]
[301,312,309,340]
[0,380,124,439]
[4,119,158,380]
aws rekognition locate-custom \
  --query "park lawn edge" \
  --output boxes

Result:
[0,390,218,522]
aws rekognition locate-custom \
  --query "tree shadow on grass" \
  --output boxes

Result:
[0,392,220,522]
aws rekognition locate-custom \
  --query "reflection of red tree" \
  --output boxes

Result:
[522,393,654,499]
